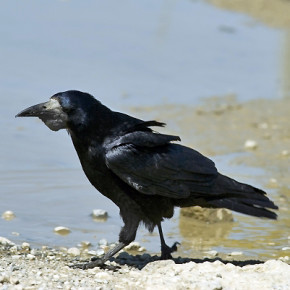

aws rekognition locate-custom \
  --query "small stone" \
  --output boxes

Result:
[0,237,16,247]
[87,250,97,256]
[125,241,141,251]
[22,242,31,250]
[282,247,290,251]
[95,272,111,281]
[10,246,18,253]
[2,210,16,221]
[204,250,218,257]
[27,254,35,260]
[0,275,9,283]
[244,139,258,150]
[11,232,20,236]
[10,276,19,285]
[92,209,108,220]
[80,241,91,248]
[258,122,268,129]
[229,251,243,256]
[281,150,289,156]
[95,249,105,256]
[268,178,279,188]
[68,247,80,256]
[279,256,289,262]
[54,226,71,235]
[98,238,108,246]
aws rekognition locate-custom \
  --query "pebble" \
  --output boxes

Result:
[279,256,289,262]
[87,250,98,256]
[244,139,258,150]
[26,254,35,260]
[53,226,71,235]
[229,251,243,256]
[282,247,290,251]
[79,240,91,248]
[204,250,218,257]
[124,241,142,251]
[1,210,16,221]
[0,237,16,247]
[92,209,108,220]
[0,242,289,289]
[67,247,80,256]
[22,242,30,250]
[98,238,108,246]
[268,178,279,188]
[281,150,289,156]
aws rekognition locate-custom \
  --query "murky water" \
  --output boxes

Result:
[1,0,289,260]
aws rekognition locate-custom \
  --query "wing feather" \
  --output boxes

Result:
[104,131,218,199]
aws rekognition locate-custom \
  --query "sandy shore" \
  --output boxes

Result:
[1,238,289,290]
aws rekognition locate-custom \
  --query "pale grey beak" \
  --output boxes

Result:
[16,98,68,131]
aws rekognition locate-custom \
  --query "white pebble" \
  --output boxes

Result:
[27,254,35,260]
[244,139,258,150]
[229,251,243,256]
[87,250,97,256]
[67,247,80,256]
[125,241,141,251]
[92,209,108,220]
[80,241,91,248]
[282,247,290,251]
[22,242,30,250]
[98,238,108,246]
[54,226,71,235]
[95,249,105,256]
[279,256,289,262]
[0,237,16,247]
[204,250,218,257]
[258,122,268,129]
[1,210,16,220]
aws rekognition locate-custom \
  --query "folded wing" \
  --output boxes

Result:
[104,130,218,199]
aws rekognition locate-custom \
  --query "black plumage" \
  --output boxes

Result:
[16,90,278,269]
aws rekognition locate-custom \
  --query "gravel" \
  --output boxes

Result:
[0,237,289,289]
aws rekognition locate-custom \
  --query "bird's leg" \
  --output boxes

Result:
[157,222,180,260]
[71,242,127,269]
[71,218,139,269]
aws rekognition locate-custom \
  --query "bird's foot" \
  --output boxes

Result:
[70,257,120,271]
[70,258,105,270]
[160,242,180,260]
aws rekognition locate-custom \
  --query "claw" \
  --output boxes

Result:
[160,241,180,260]
[69,258,105,270]
[170,241,180,252]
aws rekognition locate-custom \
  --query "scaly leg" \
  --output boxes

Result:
[157,222,180,259]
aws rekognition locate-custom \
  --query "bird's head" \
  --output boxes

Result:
[16,90,102,132]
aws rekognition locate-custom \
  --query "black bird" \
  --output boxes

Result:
[16,90,278,269]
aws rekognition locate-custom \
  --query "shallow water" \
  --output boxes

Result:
[1,0,289,260]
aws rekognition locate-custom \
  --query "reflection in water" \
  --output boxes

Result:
[178,215,234,253]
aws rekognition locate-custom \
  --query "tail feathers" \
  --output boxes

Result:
[208,198,277,220]
[210,174,278,219]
